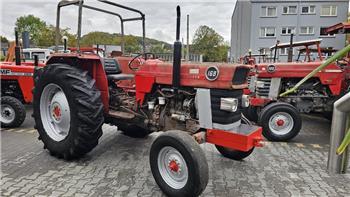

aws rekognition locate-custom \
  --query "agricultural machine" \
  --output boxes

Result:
[244,35,350,142]
[0,31,45,128]
[32,1,263,196]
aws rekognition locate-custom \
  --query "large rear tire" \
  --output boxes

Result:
[0,96,26,128]
[33,64,104,159]
[150,131,209,197]
[258,102,301,142]
[215,145,254,160]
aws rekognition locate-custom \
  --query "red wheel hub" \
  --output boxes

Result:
[276,119,284,126]
[52,105,61,121]
[168,160,179,172]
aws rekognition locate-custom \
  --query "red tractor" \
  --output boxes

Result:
[0,31,45,128]
[244,37,349,142]
[33,1,263,196]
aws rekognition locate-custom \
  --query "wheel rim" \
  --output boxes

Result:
[157,146,188,189]
[268,112,294,136]
[1,104,15,124]
[40,83,70,141]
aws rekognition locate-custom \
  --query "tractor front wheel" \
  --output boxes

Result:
[33,64,104,159]
[259,102,301,141]
[150,131,209,197]
[242,106,259,122]
[215,145,254,160]
[0,96,26,128]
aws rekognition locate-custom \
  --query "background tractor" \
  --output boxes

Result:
[244,34,349,142]
[32,1,263,196]
[0,31,45,128]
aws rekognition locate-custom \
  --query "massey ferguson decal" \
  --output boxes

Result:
[267,65,276,73]
[0,69,33,76]
[205,66,219,81]
[0,69,11,75]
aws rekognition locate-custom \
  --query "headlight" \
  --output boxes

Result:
[220,98,238,112]
[242,95,250,108]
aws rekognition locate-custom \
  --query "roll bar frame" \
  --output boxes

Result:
[55,0,146,54]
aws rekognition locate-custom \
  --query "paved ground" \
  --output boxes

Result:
[1,106,350,196]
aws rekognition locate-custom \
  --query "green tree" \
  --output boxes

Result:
[15,15,47,45]
[37,25,76,47]
[149,44,170,53]
[81,32,119,46]
[1,36,9,43]
[191,25,228,62]
[124,35,141,53]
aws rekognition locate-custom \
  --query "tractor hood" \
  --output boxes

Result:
[254,61,343,78]
[134,59,251,90]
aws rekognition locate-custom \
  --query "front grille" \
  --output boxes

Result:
[210,89,242,124]
[256,78,271,98]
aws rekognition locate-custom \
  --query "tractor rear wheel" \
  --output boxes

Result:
[150,131,208,197]
[258,102,301,142]
[215,145,254,160]
[33,63,104,159]
[0,96,26,128]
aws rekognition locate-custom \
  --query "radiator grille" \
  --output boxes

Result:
[256,78,271,98]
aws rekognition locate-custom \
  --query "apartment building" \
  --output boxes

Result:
[230,0,348,62]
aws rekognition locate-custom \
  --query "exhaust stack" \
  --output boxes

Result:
[172,6,182,91]
[15,30,21,65]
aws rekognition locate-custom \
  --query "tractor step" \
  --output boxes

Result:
[108,110,135,119]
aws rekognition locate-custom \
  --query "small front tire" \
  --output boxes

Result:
[150,131,209,197]
[259,102,301,141]
[0,96,26,128]
[118,123,151,138]
[215,145,254,160]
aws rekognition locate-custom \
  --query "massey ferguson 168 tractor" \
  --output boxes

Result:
[32,1,263,196]
[244,38,349,142]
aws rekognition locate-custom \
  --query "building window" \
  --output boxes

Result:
[321,5,337,16]
[260,27,276,37]
[281,27,296,35]
[320,27,335,37]
[259,48,270,55]
[261,6,277,17]
[301,5,316,14]
[280,48,288,56]
[282,6,297,14]
[300,26,314,35]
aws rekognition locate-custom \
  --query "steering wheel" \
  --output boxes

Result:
[128,53,157,71]
[336,58,349,69]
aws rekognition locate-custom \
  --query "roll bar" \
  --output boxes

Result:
[55,0,146,54]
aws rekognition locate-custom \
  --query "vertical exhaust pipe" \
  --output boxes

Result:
[15,30,21,65]
[172,6,182,92]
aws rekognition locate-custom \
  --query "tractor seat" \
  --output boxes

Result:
[103,58,122,75]
[103,58,134,81]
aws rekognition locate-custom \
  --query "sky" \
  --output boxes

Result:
[0,0,238,44]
